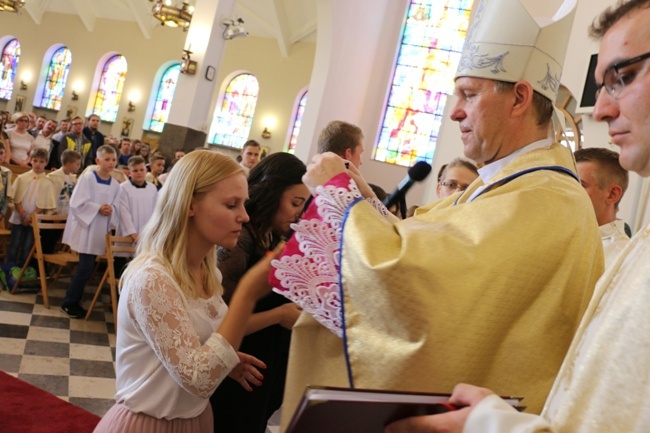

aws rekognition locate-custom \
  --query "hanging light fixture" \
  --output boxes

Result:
[0,0,25,13]
[149,0,194,31]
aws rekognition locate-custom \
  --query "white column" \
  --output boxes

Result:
[166,0,236,132]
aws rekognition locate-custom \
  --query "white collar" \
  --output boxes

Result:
[478,138,553,184]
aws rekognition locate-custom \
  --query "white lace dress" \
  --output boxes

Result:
[94,257,240,432]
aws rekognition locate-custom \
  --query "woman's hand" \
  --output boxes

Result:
[385,384,495,433]
[228,351,267,391]
[236,242,285,302]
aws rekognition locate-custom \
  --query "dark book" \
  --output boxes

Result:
[286,386,523,433]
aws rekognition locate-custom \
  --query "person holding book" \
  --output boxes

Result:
[93,150,276,433]
[269,0,602,427]
[385,1,650,432]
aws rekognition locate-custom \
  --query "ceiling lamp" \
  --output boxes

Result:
[149,0,194,31]
[0,0,25,12]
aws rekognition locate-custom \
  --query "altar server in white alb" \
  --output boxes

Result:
[117,155,158,242]
[114,155,158,275]
[61,145,120,319]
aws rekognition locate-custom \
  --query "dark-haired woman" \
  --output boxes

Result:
[210,152,309,433]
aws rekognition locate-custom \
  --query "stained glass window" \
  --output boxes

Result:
[39,47,72,111]
[92,55,128,122]
[208,73,259,149]
[148,63,181,132]
[287,90,308,154]
[0,39,20,100]
[374,0,473,167]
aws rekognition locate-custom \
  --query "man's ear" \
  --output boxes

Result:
[511,81,535,117]
[606,184,623,206]
[343,148,353,160]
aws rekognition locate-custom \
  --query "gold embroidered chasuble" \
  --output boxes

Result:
[275,143,603,431]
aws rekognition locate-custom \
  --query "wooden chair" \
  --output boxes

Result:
[86,233,136,326]
[11,214,79,309]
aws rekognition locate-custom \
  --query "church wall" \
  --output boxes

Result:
[0,11,315,153]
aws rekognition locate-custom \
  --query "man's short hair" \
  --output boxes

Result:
[87,113,100,121]
[71,116,82,124]
[30,148,49,161]
[96,144,116,157]
[317,120,364,157]
[150,153,165,163]
[60,149,81,165]
[589,0,650,38]
[242,140,261,151]
[575,147,629,206]
[439,158,479,181]
[493,81,554,126]
[127,155,145,168]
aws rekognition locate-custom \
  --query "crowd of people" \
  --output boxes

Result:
[2,0,649,432]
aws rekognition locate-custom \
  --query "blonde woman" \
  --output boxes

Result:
[93,150,275,433]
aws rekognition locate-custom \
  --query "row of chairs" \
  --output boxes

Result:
[8,213,135,327]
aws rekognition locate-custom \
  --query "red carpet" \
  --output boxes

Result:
[0,370,100,433]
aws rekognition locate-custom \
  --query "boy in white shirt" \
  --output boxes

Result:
[145,153,165,190]
[42,149,81,255]
[7,148,56,266]
[61,145,120,318]
[114,156,157,276]
[48,149,81,217]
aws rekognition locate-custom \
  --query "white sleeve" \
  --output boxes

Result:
[464,395,554,433]
[127,267,240,398]
[69,175,101,227]
[118,186,136,236]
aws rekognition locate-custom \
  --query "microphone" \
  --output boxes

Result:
[383,161,432,209]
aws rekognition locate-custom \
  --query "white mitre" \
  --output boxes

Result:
[455,0,577,101]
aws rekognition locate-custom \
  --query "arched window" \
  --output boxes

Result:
[0,38,20,100]
[287,90,308,154]
[374,0,472,167]
[148,63,181,132]
[208,73,259,149]
[92,55,128,122]
[39,46,72,111]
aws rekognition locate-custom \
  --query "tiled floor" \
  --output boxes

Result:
[0,279,117,417]
[0,277,281,432]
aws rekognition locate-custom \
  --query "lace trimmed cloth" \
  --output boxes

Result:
[115,257,240,418]
[270,173,390,338]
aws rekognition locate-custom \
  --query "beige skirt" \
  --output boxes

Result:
[93,402,213,433]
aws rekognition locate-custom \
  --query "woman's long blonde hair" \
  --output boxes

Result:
[121,150,243,298]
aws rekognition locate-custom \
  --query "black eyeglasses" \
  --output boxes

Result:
[596,50,650,99]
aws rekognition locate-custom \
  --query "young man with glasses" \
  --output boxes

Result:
[435,158,479,199]
[385,1,650,432]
